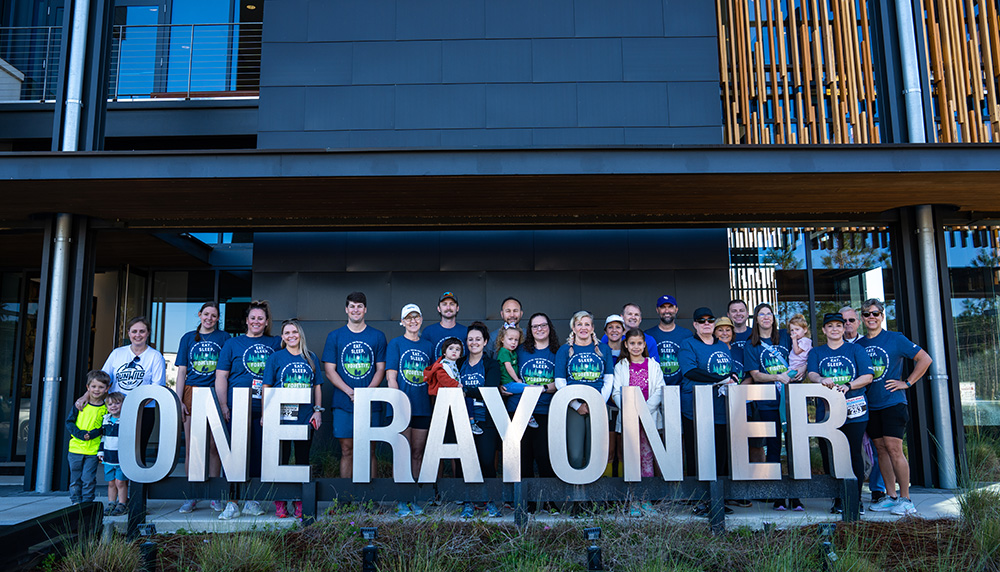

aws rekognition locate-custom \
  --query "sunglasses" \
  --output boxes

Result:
[862,311,882,318]
[695,318,716,324]
[845,318,858,322]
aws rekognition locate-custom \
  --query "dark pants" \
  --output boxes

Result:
[839,421,867,501]
[758,408,782,463]
[521,413,554,478]
[68,452,99,503]
[280,430,312,466]
[681,417,730,477]
[139,408,156,466]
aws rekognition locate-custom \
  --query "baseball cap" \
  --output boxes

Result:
[400,303,421,321]
[657,295,678,307]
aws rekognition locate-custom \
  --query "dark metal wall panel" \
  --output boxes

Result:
[534,230,631,271]
[628,228,730,270]
[441,231,535,272]
[344,233,441,272]
[290,271,392,321]
[253,233,347,272]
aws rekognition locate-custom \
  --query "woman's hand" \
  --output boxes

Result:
[220,403,231,422]
[310,412,322,430]
[577,403,590,416]
[820,377,836,389]
[775,372,791,384]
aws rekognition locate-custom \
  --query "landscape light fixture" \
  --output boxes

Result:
[361,527,379,572]
[583,527,602,571]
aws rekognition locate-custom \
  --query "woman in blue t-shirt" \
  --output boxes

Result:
[263,319,322,519]
[807,312,874,515]
[175,302,229,514]
[457,322,502,519]
[744,303,798,466]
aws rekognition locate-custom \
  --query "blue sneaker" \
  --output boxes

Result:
[486,501,501,518]
[869,496,899,512]
[396,502,412,517]
[410,503,424,516]
[460,502,475,519]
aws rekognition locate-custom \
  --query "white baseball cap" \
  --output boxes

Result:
[400,303,422,321]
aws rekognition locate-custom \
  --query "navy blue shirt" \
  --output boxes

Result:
[808,342,874,425]
[422,323,469,359]
[509,347,557,414]
[322,325,387,413]
[459,358,488,423]
[262,349,321,424]
[386,336,434,417]
[645,326,694,386]
[218,334,283,413]
[858,330,922,410]
[679,336,733,423]
[744,331,792,411]
[555,343,614,393]
[176,329,231,387]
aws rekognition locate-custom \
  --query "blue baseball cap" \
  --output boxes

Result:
[656,295,678,307]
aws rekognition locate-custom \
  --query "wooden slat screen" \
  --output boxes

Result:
[921,0,1000,143]
[717,0,882,144]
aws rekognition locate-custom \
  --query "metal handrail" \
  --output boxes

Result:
[0,25,62,102]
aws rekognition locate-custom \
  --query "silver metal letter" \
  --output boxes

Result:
[482,386,541,482]
[547,385,610,485]
[727,384,781,480]
[119,385,180,483]
[693,385,717,481]
[418,388,482,483]
[352,388,413,483]
[621,386,680,481]
[786,384,853,479]
[659,385,683,480]
[261,387,312,483]
[189,387,250,482]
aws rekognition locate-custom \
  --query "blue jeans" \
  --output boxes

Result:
[870,445,886,493]
[68,452,99,503]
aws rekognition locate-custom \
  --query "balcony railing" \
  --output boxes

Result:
[0,22,260,102]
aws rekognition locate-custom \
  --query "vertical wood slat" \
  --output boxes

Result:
[979,0,1000,141]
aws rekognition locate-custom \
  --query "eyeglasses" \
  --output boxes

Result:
[531,324,549,330]
[694,318,716,324]
[862,311,882,318]
[402,316,420,322]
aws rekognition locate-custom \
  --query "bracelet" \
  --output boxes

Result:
[905,380,912,388]
[313,406,325,412]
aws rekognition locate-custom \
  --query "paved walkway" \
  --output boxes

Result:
[1,473,985,533]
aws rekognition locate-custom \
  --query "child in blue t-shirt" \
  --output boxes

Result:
[98,392,127,516]
[496,325,539,429]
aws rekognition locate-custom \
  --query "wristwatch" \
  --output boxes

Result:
[313,406,325,412]
[904,380,912,388]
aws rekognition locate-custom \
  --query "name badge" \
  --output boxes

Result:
[845,395,867,419]
[251,379,263,400]
[281,404,298,421]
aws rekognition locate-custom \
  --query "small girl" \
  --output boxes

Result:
[424,337,482,435]
[496,325,538,429]
[787,313,812,377]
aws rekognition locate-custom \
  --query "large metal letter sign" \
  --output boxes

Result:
[481,386,541,482]
[693,385,718,480]
[353,388,413,483]
[548,385,610,485]
[188,386,250,482]
[621,386,680,481]
[728,384,781,480]
[786,384,853,479]
[261,387,312,483]
[119,385,180,483]
[418,388,482,483]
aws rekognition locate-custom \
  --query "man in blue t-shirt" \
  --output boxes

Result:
[602,303,659,362]
[727,299,752,350]
[322,291,387,480]
[645,295,693,386]
[858,298,932,517]
[421,291,468,359]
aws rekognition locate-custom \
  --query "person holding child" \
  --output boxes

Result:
[262,319,323,519]
[66,370,110,506]
[612,328,665,516]
[496,323,538,430]
[98,392,127,516]
[457,323,502,518]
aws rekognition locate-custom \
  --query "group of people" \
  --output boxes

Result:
[65,290,931,522]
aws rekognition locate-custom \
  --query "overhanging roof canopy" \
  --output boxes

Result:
[2,145,999,228]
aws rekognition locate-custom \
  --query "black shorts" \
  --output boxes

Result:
[867,403,909,440]
[409,415,431,430]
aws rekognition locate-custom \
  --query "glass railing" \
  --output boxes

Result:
[0,22,261,102]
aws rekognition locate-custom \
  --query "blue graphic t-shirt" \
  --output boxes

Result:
[322,325,387,413]
[386,336,434,417]
[645,326,694,386]
[744,331,792,411]
[679,337,733,423]
[509,347,558,414]
[808,342,874,424]
[459,358,488,423]
[422,323,469,359]
[732,329,752,352]
[176,329,230,387]
[218,334,283,413]
[858,329,922,410]
[263,349,321,424]
[555,343,614,394]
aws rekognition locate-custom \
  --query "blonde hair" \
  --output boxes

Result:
[280,319,314,371]
[495,323,524,351]
[566,310,602,357]
[788,313,811,338]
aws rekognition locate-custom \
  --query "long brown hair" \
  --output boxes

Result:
[749,302,781,346]
[617,328,648,364]
[245,300,273,337]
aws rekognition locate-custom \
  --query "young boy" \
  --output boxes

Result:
[98,392,127,516]
[66,370,109,505]
[423,337,482,434]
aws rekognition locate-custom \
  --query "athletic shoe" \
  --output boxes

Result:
[243,500,265,516]
[830,499,844,514]
[629,503,643,517]
[179,499,197,514]
[773,500,787,511]
[460,503,475,519]
[528,416,539,429]
[790,498,804,511]
[871,490,886,504]
[219,501,241,520]
[275,501,289,518]
[726,499,752,508]
[110,503,127,517]
[486,501,501,518]
[410,503,424,516]
[293,501,303,519]
[396,502,412,517]
[104,503,114,516]
[891,498,917,516]
[544,502,560,515]
[470,421,484,435]
[211,500,224,512]
[640,502,658,516]
[859,503,866,515]
[869,496,900,512]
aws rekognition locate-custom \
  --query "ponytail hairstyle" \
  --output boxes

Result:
[280,319,314,370]
[566,310,601,358]
[245,300,273,337]
[195,301,220,342]
[467,321,491,351]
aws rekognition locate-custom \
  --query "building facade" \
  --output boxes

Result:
[1,0,999,491]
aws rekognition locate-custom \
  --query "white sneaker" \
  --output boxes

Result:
[179,499,197,514]
[243,500,265,516]
[527,416,539,429]
[211,500,224,512]
[869,496,899,512]
[218,501,241,520]
[890,498,917,516]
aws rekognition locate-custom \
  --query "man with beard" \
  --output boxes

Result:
[422,292,468,359]
[644,295,692,388]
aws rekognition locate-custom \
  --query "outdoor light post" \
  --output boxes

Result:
[361,527,378,572]
[584,527,602,571]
